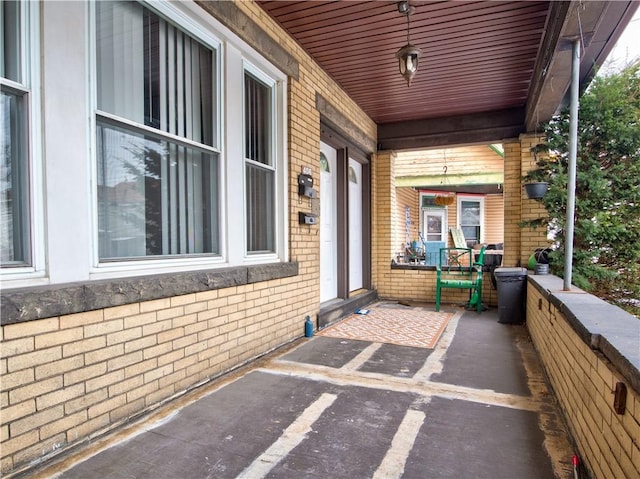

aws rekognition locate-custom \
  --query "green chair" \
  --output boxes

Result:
[435,246,486,313]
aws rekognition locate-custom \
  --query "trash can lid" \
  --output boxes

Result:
[494,267,528,277]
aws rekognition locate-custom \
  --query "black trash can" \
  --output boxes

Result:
[494,267,527,324]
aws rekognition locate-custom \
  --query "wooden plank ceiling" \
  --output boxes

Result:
[260,0,547,123]
[257,0,638,150]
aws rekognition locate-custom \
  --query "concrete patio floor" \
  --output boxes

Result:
[28,305,575,479]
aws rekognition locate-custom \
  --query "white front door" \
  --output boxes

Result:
[348,159,363,291]
[320,142,338,303]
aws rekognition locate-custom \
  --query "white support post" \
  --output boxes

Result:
[564,38,580,291]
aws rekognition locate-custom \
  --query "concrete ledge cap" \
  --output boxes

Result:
[1,262,299,325]
[528,274,640,394]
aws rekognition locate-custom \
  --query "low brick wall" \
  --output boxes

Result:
[527,275,640,479]
[381,265,499,308]
[0,271,307,475]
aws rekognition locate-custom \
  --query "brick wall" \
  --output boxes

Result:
[503,134,550,267]
[0,1,376,475]
[371,150,396,296]
[0,2,565,475]
[1,278,311,474]
[378,267,497,307]
[502,140,523,266]
[518,135,550,266]
[527,279,640,479]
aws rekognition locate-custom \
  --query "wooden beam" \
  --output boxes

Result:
[316,94,376,154]
[377,108,525,151]
[396,172,504,188]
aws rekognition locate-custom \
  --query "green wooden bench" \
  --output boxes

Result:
[435,246,486,313]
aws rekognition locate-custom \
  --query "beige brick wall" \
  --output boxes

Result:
[503,134,550,267]
[371,150,397,295]
[502,140,523,266]
[527,288,640,479]
[1,278,311,474]
[518,135,551,266]
[0,1,377,475]
[377,267,498,307]
[0,2,562,474]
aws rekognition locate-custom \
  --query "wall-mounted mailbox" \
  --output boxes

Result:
[298,174,317,198]
[299,212,318,225]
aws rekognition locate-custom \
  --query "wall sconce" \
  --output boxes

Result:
[396,1,421,86]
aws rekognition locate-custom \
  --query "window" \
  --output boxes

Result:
[424,209,446,242]
[92,0,287,273]
[244,69,275,254]
[1,0,38,269]
[457,196,484,246]
[419,194,447,241]
[95,1,220,260]
[419,193,447,265]
[348,166,357,184]
[320,152,330,173]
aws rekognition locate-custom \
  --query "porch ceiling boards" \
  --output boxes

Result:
[257,0,638,150]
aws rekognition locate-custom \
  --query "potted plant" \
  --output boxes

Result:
[527,247,552,274]
[523,144,550,199]
[524,181,549,199]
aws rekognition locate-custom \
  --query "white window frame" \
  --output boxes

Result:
[457,195,485,245]
[0,0,45,283]
[242,61,281,261]
[87,0,288,280]
[421,208,447,243]
[419,193,447,242]
[90,0,223,269]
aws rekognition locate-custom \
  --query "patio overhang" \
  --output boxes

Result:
[258,0,638,151]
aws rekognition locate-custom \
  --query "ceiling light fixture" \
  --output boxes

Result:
[396,1,421,87]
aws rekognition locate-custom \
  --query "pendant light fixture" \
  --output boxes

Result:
[396,1,421,87]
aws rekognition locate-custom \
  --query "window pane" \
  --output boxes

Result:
[320,152,330,173]
[97,121,219,259]
[244,72,271,165]
[1,0,22,82]
[96,1,215,146]
[246,163,274,253]
[1,89,30,265]
[461,200,480,225]
[348,166,357,184]
[426,214,442,242]
[461,200,481,245]
[96,1,219,262]
[422,196,436,207]
[244,69,275,254]
[461,226,480,244]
